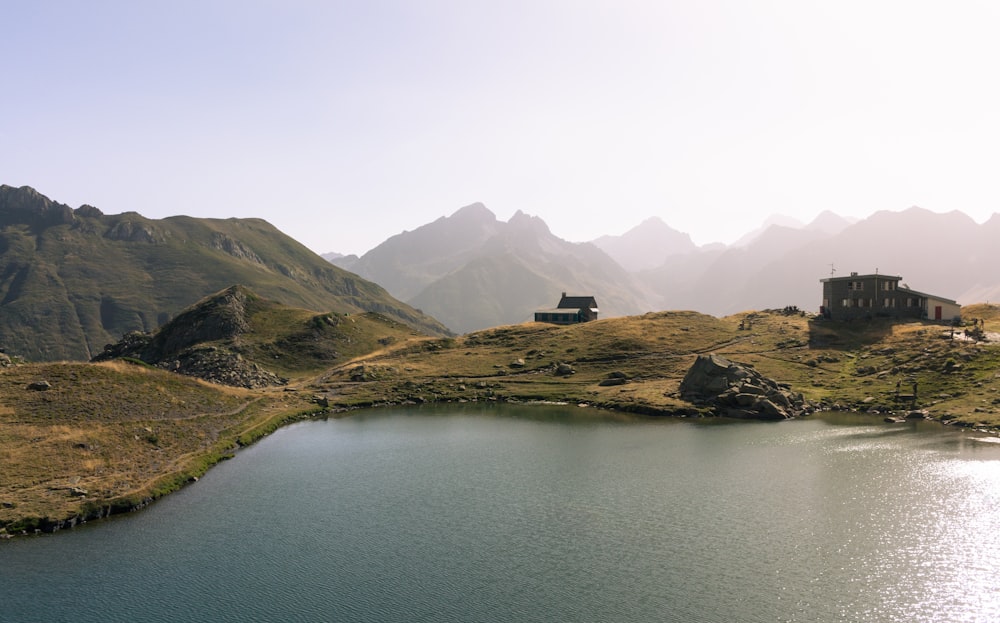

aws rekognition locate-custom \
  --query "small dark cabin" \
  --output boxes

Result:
[534,293,599,325]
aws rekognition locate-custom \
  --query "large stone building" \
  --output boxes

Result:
[820,272,960,322]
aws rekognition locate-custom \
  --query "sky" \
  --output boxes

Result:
[4,1,1000,255]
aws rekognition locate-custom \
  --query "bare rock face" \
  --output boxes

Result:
[93,286,287,389]
[680,354,812,420]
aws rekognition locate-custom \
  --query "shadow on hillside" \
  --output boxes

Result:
[806,316,897,351]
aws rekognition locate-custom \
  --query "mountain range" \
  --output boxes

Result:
[331,203,655,333]
[6,182,997,361]
[631,206,1000,316]
[331,204,1000,328]
[0,185,448,361]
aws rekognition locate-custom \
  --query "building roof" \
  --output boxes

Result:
[897,287,959,305]
[820,273,902,283]
[557,294,599,311]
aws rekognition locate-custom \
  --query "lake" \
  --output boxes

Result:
[3,404,1000,622]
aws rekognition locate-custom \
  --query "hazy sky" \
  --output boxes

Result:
[5,1,1000,255]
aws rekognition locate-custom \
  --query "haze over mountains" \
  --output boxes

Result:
[331,203,653,333]
[331,203,1000,329]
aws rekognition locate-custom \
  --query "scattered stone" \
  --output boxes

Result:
[27,380,51,391]
[554,363,575,376]
[598,371,628,386]
[509,358,525,368]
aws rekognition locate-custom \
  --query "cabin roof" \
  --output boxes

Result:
[558,294,599,311]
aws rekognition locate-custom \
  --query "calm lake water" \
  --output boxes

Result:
[3,404,1000,622]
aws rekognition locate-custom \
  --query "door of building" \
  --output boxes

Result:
[935,305,942,320]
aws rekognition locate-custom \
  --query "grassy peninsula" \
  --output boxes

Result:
[3,290,999,536]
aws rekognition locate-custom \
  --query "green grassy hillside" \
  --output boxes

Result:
[0,185,450,362]
[93,284,426,386]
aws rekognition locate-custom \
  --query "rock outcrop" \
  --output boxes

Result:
[680,354,811,419]
[94,286,287,389]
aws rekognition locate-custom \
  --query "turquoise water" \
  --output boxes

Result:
[3,405,1000,622]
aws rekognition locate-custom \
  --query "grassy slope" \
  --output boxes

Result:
[0,361,313,530]
[0,206,449,362]
[0,294,430,534]
[3,304,999,535]
[316,307,1000,428]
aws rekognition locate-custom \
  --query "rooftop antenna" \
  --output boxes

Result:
[829,263,836,276]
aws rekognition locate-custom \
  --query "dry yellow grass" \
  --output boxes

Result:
[4,305,999,536]
[0,362,316,533]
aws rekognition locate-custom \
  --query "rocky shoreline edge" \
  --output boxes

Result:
[4,354,998,539]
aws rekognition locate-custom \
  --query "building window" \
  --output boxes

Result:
[841,299,849,307]
[848,281,864,291]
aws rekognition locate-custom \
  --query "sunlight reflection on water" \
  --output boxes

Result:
[3,407,1000,623]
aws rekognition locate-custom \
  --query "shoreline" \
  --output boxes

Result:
[4,394,997,540]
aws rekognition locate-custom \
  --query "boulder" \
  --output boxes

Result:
[598,377,627,387]
[680,354,812,420]
[554,363,575,376]
[598,371,629,386]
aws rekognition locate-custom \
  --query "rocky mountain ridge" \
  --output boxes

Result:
[330,204,1000,323]
[93,284,426,388]
[0,185,449,361]
[331,203,657,333]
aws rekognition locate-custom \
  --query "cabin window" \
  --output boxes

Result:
[841,299,850,307]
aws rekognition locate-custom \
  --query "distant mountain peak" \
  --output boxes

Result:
[805,210,854,235]
[507,210,551,235]
[590,215,697,271]
[731,214,805,247]
[450,202,496,222]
